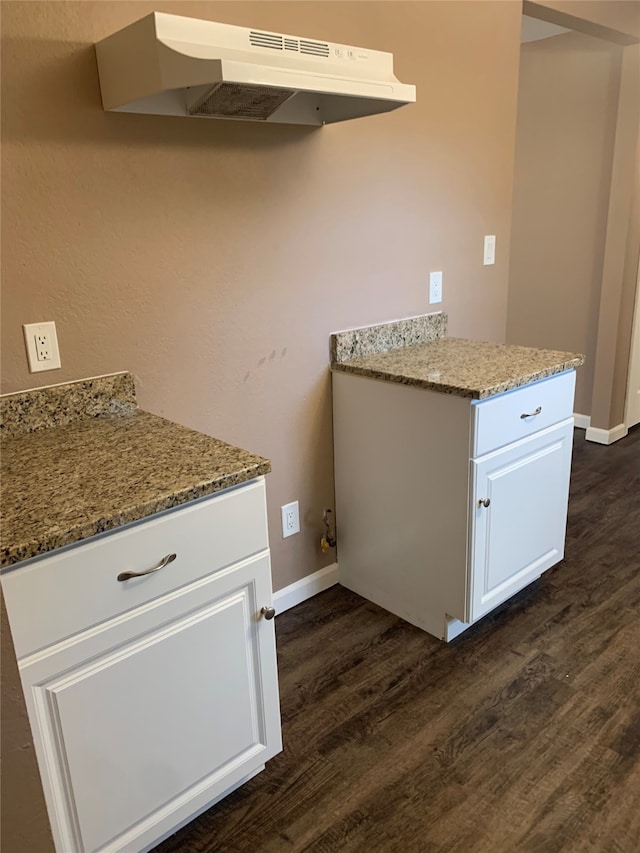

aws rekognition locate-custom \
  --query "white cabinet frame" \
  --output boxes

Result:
[332,370,577,642]
[2,481,281,853]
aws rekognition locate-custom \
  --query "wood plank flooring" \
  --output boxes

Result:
[154,427,640,853]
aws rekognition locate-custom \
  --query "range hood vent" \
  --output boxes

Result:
[248,30,331,57]
[95,13,416,127]
[187,82,295,120]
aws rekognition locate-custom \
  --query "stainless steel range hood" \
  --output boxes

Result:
[94,13,416,126]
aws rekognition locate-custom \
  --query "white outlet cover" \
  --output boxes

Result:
[281,501,300,538]
[429,271,443,305]
[23,321,61,372]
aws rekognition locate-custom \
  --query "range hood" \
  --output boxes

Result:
[95,13,416,126]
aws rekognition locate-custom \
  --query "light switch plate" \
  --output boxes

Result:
[429,271,443,305]
[23,321,61,372]
[483,235,496,266]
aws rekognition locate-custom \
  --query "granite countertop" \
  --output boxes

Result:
[330,314,584,399]
[0,374,270,568]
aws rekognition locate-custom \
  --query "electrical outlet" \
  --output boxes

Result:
[281,501,300,538]
[35,333,50,361]
[429,271,443,305]
[23,321,61,372]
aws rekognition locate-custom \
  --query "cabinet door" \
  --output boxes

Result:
[469,420,573,622]
[20,553,281,853]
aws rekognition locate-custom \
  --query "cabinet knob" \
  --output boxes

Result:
[260,606,276,620]
[477,498,491,508]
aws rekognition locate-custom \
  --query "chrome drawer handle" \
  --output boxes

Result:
[117,553,177,582]
[477,498,491,508]
[260,606,276,620]
[520,406,542,419]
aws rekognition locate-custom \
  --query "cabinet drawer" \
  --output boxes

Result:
[2,478,268,659]
[472,371,575,457]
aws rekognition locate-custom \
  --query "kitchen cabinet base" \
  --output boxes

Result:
[444,616,472,643]
[340,578,543,643]
[442,582,541,642]
[137,765,265,853]
[2,479,281,853]
[333,370,576,643]
[340,576,451,641]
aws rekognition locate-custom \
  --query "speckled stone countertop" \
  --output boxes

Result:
[0,374,270,568]
[331,312,447,362]
[330,316,584,399]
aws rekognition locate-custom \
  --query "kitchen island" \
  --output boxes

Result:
[331,313,585,641]
[1,373,281,853]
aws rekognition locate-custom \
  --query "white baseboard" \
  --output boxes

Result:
[576,414,630,444]
[585,423,629,445]
[272,563,339,615]
[573,413,591,429]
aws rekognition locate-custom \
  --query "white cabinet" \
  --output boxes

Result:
[469,421,573,622]
[332,370,576,642]
[1,478,281,853]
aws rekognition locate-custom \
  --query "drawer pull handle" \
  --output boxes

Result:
[117,553,177,582]
[477,498,491,508]
[520,406,542,419]
[260,606,276,620]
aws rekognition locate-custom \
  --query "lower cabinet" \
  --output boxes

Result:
[469,420,574,621]
[2,478,281,853]
[332,370,577,641]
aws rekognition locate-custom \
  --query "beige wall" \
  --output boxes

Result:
[506,31,623,416]
[591,43,640,429]
[523,0,640,430]
[613,128,640,424]
[1,0,522,592]
[1,6,522,846]
[507,22,640,427]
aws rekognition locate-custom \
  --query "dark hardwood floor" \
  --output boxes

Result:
[155,427,640,853]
